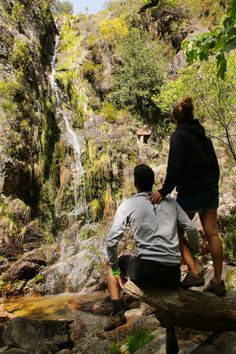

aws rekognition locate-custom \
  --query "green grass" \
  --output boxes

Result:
[126,330,154,353]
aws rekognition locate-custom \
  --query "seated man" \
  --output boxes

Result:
[104,164,199,331]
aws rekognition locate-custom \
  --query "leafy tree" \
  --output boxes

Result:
[108,29,172,126]
[153,51,236,161]
[52,0,73,15]
[182,0,236,79]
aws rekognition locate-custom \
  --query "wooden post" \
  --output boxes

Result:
[166,327,179,354]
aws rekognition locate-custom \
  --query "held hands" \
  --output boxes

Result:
[149,191,163,204]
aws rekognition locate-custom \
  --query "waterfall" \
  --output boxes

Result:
[49,36,88,218]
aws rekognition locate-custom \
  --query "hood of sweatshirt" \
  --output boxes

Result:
[177,119,206,140]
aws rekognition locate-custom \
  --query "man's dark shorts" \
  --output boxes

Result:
[118,255,180,289]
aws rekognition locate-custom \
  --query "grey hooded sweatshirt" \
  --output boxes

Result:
[107,192,199,271]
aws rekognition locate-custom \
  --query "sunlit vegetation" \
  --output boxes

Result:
[153,51,236,161]
[99,16,129,42]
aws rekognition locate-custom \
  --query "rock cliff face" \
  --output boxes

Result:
[0,0,57,204]
[0,0,58,271]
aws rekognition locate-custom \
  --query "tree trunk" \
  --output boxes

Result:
[123,280,236,331]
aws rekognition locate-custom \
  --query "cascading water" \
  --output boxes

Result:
[49,36,88,219]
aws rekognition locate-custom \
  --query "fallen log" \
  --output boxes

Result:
[123,280,236,332]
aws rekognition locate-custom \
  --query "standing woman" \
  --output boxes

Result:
[150,97,226,296]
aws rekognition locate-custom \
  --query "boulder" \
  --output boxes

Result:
[2,317,72,353]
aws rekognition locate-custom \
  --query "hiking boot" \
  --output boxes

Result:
[204,279,226,297]
[180,271,204,289]
[104,312,127,331]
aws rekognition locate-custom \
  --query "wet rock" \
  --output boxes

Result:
[0,24,15,61]
[2,317,72,353]
[0,348,28,354]
[191,332,236,354]
[129,315,159,333]
[72,335,111,354]
[16,221,43,252]
[1,261,41,282]
[40,237,106,294]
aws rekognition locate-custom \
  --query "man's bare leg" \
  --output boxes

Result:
[104,263,127,331]
[199,209,223,283]
[178,227,200,275]
[106,263,120,301]
[178,212,201,275]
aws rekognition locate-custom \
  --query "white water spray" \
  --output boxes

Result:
[49,36,87,217]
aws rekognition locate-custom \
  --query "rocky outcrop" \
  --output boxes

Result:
[0,1,60,285]
[1,317,72,353]
[0,0,58,208]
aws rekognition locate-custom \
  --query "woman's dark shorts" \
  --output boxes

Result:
[118,255,180,289]
[176,187,219,214]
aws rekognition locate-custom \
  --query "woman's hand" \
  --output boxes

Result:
[149,191,163,204]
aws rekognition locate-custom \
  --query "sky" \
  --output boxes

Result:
[70,0,107,14]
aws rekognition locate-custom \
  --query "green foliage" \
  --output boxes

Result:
[108,29,172,125]
[41,99,60,179]
[182,0,236,79]
[220,206,236,264]
[11,39,33,74]
[81,60,102,86]
[125,330,154,353]
[102,102,118,123]
[34,273,45,284]
[89,199,102,221]
[80,226,93,240]
[110,342,119,354]
[154,51,236,160]
[52,0,74,14]
[11,2,25,24]
[60,17,81,53]
[0,79,23,124]
[99,16,129,42]
[0,79,22,96]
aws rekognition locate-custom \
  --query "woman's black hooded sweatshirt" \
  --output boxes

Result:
[159,119,220,197]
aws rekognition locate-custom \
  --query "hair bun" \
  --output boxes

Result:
[172,96,194,123]
[181,97,194,113]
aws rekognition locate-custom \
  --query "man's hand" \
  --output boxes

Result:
[149,191,163,204]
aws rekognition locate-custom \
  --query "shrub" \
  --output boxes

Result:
[126,330,154,353]
[11,2,25,25]
[220,206,236,264]
[81,60,102,85]
[90,199,102,221]
[108,29,172,125]
[102,102,118,123]
[99,16,129,42]
[11,39,33,71]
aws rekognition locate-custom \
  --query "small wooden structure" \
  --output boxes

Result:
[123,280,236,353]
[136,128,152,144]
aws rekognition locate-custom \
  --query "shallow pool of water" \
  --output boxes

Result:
[3,291,107,320]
